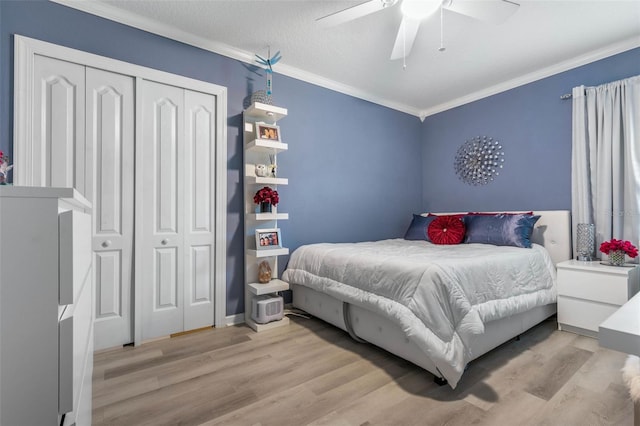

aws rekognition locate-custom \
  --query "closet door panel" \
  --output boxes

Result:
[32,56,85,192]
[140,80,185,340]
[156,98,179,233]
[155,248,178,308]
[183,90,216,330]
[86,67,135,350]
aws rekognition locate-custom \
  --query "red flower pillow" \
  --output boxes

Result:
[427,215,466,245]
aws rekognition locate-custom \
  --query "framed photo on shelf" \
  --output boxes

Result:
[255,122,281,142]
[255,228,282,250]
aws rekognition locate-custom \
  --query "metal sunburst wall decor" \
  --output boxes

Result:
[454,136,505,186]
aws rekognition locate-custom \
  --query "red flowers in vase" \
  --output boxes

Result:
[599,239,638,258]
[253,186,279,206]
[0,150,13,185]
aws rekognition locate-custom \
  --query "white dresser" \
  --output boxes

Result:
[0,187,92,426]
[557,259,640,338]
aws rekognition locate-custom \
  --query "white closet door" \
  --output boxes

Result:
[139,80,186,340]
[86,68,135,350]
[183,90,216,330]
[32,56,85,193]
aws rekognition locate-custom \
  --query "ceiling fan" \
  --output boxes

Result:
[317,0,520,60]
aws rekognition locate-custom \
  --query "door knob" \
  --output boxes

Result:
[102,240,111,248]
[161,239,169,245]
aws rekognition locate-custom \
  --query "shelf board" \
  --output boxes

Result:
[245,102,288,122]
[246,176,288,186]
[248,213,289,221]
[247,248,289,258]
[247,279,289,295]
[246,316,290,332]
[246,139,288,153]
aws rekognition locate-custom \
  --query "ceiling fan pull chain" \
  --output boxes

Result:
[403,19,407,70]
[439,5,446,52]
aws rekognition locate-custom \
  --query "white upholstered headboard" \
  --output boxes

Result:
[430,210,572,266]
[530,210,572,265]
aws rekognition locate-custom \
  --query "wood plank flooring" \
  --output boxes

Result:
[93,315,633,425]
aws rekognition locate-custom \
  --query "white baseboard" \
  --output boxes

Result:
[225,313,245,326]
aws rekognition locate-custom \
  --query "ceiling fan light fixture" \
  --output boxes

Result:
[401,0,441,20]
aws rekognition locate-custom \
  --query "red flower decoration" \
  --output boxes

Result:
[599,238,638,258]
[253,186,279,206]
[427,215,466,245]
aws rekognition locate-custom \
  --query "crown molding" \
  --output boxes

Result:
[51,0,639,121]
[50,0,422,118]
[418,36,640,119]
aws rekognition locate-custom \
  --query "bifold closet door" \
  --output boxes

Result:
[30,58,135,350]
[86,67,135,350]
[139,80,216,340]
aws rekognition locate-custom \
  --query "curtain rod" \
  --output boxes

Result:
[560,74,640,100]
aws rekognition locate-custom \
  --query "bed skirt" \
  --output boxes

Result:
[292,283,556,382]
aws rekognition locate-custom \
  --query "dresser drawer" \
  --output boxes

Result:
[558,296,620,332]
[557,268,632,305]
[59,210,92,305]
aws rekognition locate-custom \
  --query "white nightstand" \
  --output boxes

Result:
[557,259,640,338]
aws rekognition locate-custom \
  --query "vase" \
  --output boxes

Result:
[608,250,626,266]
[576,223,595,261]
[260,202,272,213]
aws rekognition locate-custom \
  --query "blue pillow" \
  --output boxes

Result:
[404,214,436,241]
[464,214,540,248]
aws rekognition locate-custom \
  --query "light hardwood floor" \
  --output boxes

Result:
[93,315,632,425]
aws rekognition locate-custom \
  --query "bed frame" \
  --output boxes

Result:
[291,210,572,384]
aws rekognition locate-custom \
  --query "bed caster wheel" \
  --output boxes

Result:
[433,376,448,386]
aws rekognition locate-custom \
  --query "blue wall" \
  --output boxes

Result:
[422,47,640,213]
[0,1,423,316]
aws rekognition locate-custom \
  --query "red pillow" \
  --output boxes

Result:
[428,215,466,245]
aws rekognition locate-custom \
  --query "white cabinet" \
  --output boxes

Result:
[0,186,92,426]
[557,259,640,337]
[243,102,290,332]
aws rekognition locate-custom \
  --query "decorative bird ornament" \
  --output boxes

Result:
[255,47,282,96]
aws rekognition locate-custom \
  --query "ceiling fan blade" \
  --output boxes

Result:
[316,1,389,27]
[444,0,520,24]
[390,17,422,60]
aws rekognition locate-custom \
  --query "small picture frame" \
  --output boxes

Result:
[255,228,282,250]
[256,122,281,142]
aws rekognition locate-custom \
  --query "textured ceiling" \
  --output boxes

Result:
[56,0,640,118]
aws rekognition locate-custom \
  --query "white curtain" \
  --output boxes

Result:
[571,75,640,258]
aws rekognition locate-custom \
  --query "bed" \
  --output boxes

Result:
[282,211,571,388]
